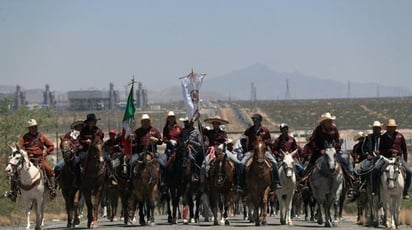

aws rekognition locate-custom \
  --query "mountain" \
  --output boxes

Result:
[201,63,410,100]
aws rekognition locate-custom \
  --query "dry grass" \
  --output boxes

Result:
[399,209,412,226]
[0,211,67,226]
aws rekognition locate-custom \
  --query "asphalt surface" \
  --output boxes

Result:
[1,213,410,230]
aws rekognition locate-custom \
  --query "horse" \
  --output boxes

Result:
[379,156,404,230]
[275,149,298,225]
[207,145,234,225]
[80,137,106,228]
[58,137,81,228]
[309,142,343,227]
[165,141,192,224]
[186,145,205,224]
[101,148,130,223]
[245,137,272,226]
[5,143,45,230]
[129,151,160,226]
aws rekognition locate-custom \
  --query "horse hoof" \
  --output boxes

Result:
[183,219,189,225]
[225,219,230,226]
[190,218,196,224]
[325,221,332,227]
[213,220,219,225]
[255,221,260,226]
[34,227,41,230]
[74,217,80,226]
[288,221,293,226]
[262,220,267,225]
[168,216,173,224]
[317,219,323,225]
[281,219,286,225]
[172,219,177,224]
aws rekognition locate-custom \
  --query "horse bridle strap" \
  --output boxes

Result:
[17,178,41,191]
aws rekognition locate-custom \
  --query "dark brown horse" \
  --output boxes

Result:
[58,137,81,228]
[80,137,106,228]
[246,136,272,226]
[207,147,234,225]
[165,141,192,224]
[108,151,130,224]
[129,152,160,226]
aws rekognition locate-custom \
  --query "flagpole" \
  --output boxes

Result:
[129,76,136,157]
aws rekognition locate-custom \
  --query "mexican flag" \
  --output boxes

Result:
[181,70,206,121]
[122,84,136,155]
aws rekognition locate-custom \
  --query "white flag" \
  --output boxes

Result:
[181,71,206,121]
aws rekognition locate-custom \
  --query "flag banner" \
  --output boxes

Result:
[181,71,206,121]
[122,84,136,155]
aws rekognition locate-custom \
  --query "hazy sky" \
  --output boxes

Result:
[1,0,411,92]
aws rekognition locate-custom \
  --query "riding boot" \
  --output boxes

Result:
[235,164,245,192]
[403,171,411,199]
[371,168,380,196]
[272,166,282,190]
[4,179,18,202]
[49,176,57,200]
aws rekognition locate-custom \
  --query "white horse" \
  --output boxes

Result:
[309,143,343,227]
[4,143,45,230]
[380,156,404,230]
[275,149,298,225]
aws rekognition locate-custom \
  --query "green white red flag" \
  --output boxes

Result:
[122,84,135,155]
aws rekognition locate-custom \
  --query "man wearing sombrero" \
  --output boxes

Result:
[299,112,360,197]
[372,119,411,199]
[202,115,229,147]
[351,132,366,164]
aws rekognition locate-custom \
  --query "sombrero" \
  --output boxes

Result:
[386,119,398,127]
[204,116,229,125]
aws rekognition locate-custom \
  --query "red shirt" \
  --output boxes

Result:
[163,124,182,143]
[379,131,408,161]
[19,132,54,157]
[133,126,162,154]
[244,125,271,151]
[272,134,298,156]
[203,128,227,147]
[308,123,341,153]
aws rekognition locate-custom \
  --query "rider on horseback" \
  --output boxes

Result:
[236,113,282,192]
[200,116,228,180]
[180,116,203,181]
[299,112,360,198]
[54,120,84,183]
[129,114,162,182]
[272,123,304,178]
[351,132,366,165]
[370,119,411,199]
[103,129,122,185]
[73,113,105,188]
[6,119,56,202]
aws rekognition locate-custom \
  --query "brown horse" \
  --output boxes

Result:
[58,137,81,228]
[80,137,106,228]
[165,141,192,224]
[246,136,272,226]
[207,147,234,225]
[129,152,160,226]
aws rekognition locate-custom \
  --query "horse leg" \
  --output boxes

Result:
[64,192,73,228]
[138,202,146,226]
[323,201,333,227]
[73,190,81,226]
[316,202,323,225]
[83,191,93,228]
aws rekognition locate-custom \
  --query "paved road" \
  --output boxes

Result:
[2,214,410,230]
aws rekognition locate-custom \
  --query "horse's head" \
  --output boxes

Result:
[381,156,403,190]
[60,137,75,162]
[5,143,29,176]
[280,149,297,177]
[323,142,338,172]
[253,136,266,165]
[89,137,105,162]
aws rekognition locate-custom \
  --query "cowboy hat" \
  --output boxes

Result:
[167,111,175,117]
[204,116,229,125]
[386,118,398,127]
[84,113,100,122]
[179,117,189,122]
[280,123,288,130]
[70,119,84,129]
[318,112,336,123]
[353,131,365,141]
[27,119,38,127]
[140,114,151,121]
[369,120,383,128]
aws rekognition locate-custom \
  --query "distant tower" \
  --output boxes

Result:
[285,79,291,99]
[136,82,148,109]
[250,82,257,103]
[109,83,115,110]
[14,85,25,109]
[376,84,380,97]
[347,80,351,98]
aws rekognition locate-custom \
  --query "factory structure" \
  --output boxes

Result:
[1,82,149,111]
